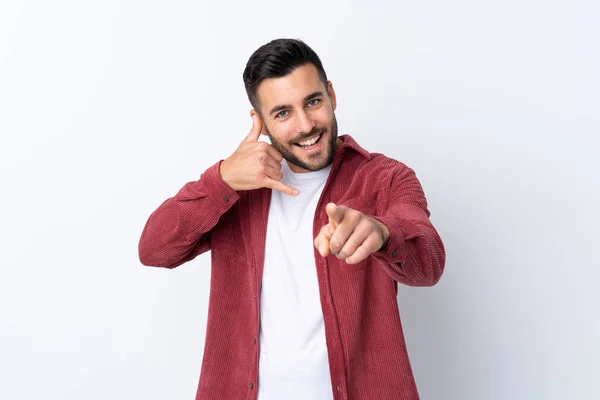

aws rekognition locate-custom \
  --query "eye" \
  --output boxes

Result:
[307,99,321,107]
[276,110,289,118]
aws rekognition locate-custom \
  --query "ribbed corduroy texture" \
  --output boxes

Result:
[138,135,446,400]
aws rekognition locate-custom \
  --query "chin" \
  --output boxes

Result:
[295,140,335,171]
[268,122,337,172]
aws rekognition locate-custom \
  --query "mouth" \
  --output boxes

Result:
[294,132,324,151]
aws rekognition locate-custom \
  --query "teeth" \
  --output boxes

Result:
[298,134,320,147]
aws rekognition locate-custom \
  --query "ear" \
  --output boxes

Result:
[327,81,337,111]
[250,109,268,136]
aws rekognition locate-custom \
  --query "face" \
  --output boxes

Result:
[254,64,339,173]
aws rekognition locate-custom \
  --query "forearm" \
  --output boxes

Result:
[138,161,240,268]
[370,165,446,286]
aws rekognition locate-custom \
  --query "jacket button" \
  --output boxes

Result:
[223,196,229,203]
[392,248,399,258]
[253,338,257,344]
[248,382,254,389]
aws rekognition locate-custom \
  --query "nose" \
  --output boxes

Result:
[295,110,315,135]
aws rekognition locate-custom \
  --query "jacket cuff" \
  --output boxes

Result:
[371,215,406,265]
[203,160,240,206]
[175,160,240,211]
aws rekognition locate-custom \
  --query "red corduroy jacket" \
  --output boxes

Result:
[139,134,446,400]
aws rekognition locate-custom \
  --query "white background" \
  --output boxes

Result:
[1,1,599,399]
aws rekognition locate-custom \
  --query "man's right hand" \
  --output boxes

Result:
[219,113,299,196]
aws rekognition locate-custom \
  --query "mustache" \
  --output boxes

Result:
[293,128,326,143]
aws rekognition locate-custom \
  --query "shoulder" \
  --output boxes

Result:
[341,149,411,180]
[338,134,410,173]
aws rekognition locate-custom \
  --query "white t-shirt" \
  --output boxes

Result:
[258,160,334,400]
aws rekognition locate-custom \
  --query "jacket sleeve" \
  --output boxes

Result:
[138,160,240,268]
[370,164,446,286]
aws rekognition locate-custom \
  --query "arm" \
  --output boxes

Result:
[138,161,240,268]
[370,165,446,286]
[315,164,445,286]
[139,112,298,269]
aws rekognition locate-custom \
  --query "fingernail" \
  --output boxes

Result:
[292,189,299,195]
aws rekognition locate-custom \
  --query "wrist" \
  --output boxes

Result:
[380,223,390,250]
[371,217,390,251]
[219,159,234,189]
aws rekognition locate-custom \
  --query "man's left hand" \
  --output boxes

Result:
[314,203,390,265]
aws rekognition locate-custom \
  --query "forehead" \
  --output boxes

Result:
[256,64,326,111]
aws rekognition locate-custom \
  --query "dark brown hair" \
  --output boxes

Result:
[242,39,328,111]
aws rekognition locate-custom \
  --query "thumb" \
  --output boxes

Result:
[245,112,263,142]
[326,202,344,227]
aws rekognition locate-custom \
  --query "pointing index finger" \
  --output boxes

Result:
[326,203,345,227]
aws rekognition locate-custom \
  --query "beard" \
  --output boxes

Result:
[266,114,338,172]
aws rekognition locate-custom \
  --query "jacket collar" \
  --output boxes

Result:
[336,134,372,160]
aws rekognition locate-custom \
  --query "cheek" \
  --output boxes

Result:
[314,109,334,128]
[270,124,295,144]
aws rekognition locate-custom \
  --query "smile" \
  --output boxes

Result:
[294,133,323,148]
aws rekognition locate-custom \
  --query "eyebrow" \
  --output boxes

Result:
[268,91,324,116]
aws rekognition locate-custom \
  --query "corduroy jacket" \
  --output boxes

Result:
[139,134,446,400]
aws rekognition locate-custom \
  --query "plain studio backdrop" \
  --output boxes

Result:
[1,0,599,399]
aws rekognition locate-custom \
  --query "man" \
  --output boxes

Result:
[139,38,445,400]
